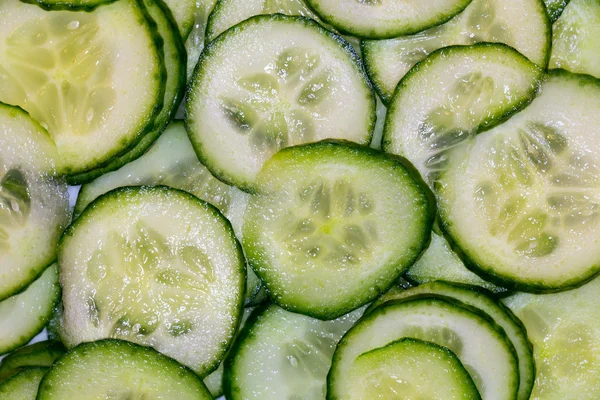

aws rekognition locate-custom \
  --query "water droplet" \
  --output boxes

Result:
[288,355,299,367]
[86,108,94,122]
[67,20,80,30]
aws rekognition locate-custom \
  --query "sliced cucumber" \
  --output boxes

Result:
[344,338,480,400]
[0,0,165,175]
[0,265,60,356]
[163,0,196,39]
[329,297,519,400]
[544,0,571,21]
[186,14,375,191]
[0,103,69,301]
[437,70,600,291]
[224,304,363,399]
[305,0,472,39]
[362,0,550,103]
[0,341,65,382]
[37,340,212,399]
[243,141,434,319]
[406,231,507,294]
[0,367,47,400]
[504,275,600,399]
[59,186,246,376]
[182,0,218,81]
[549,0,600,79]
[383,43,543,187]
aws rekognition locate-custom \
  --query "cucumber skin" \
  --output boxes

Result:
[18,0,116,11]
[0,341,65,382]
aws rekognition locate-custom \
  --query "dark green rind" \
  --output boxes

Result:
[36,340,212,399]
[18,0,115,11]
[186,14,376,193]
[545,0,571,21]
[244,284,269,308]
[304,0,473,40]
[0,341,65,382]
[0,367,47,399]
[361,41,397,106]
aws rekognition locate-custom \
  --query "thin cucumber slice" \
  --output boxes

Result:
[437,70,600,291]
[370,96,387,150]
[549,0,600,79]
[503,275,600,399]
[329,297,519,400]
[183,0,218,81]
[406,232,507,294]
[383,43,543,187]
[544,0,571,21]
[0,0,165,175]
[0,104,69,301]
[19,0,115,11]
[0,265,60,356]
[0,341,65,382]
[344,338,480,400]
[0,367,47,400]
[362,0,550,103]
[305,0,472,39]
[369,281,534,400]
[186,14,376,191]
[37,340,212,399]
[243,141,435,319]
[224,304,363,399]
[59,186,246,376]
[162,0,196,39]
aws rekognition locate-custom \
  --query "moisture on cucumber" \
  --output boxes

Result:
[0,341,65,382]
[0,367,47,400]
[544,0,571,21]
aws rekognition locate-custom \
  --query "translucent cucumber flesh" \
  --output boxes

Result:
[0,170,31,251]
[184,0,217,80]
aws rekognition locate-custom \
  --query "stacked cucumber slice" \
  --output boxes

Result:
[2,0,600,398]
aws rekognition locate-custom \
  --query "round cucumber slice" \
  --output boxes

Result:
[0,0,165,175]
[58,186,246,376]
[0,367,47,400]
[243,141,434,319]
[37,340,212,399]
[344,338,480,400]
[437,71,600,290]
[383,43,543,187]
[224,304,363,399]
[0,341,65,382]
[362,0,550,104]
[305,0,472,39]
[0,103,69,301]
[186,14,375,191]
[329,297,519,400]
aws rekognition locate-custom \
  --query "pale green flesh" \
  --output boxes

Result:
[162,0,196,39]
[346,339,480,400]
[227,304,363,399]
[0,367,47,400]
[437,72,600,289]
[549,0,600,78]
[184,0,218,80]
[363,0,550,103]
[0,341,65,381]
[503,275,600,400]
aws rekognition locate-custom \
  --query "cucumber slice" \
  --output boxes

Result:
[0,367,47,400]
[224,304,363,399]
[305,0,472,39]
[406,232,507,294]
[186,14,376,191]
[0,103,69,301]
[163,0,196,39]
[329,297,519,400]
[344,338,480,400]
[182,0,218,81]
[0,0,165,175]
[243,141,434,319]
[549,0,600,79]
[59,186,246,376]
[0,341,65,382]
[383,43,543,187]
[0,265,60,356]
[544,0,570,21]
[362,0,550,103]
[503,275,600,399]
[37,340,212,399]
[437,70,600,291]
[369,281,534,400]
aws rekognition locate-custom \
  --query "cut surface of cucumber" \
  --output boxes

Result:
[59,186,246,376]
[0,0,165,175]
[225,304,363,399]
[305,0,472,39]
[182,0,218,81]
[383,43,542,188]
[344,338,480,400]
[243,141,434,319]
[19,0,115,10]
[329,297,519,400]
[0,104,69,301]
[437,70,600,291]
[0,341,65,382]
[503,275,600,400]
[549,0,600,79]
[0,264,60,356]
[37,340,212,399]
[544,0,570,21]
[362,0,550,103]
[163,0,196,39]
[0,367,47,400]
[186,14,375,191]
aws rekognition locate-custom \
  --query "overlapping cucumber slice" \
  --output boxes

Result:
[182,0,217,79]
[437,70,600,290]
[0,0,165,175]
[0,341,65,382]
[544,0,571,21]
[186,14,375,191]
[0,367,47,400]
[162,0,196,39]
[362,0,550,103]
